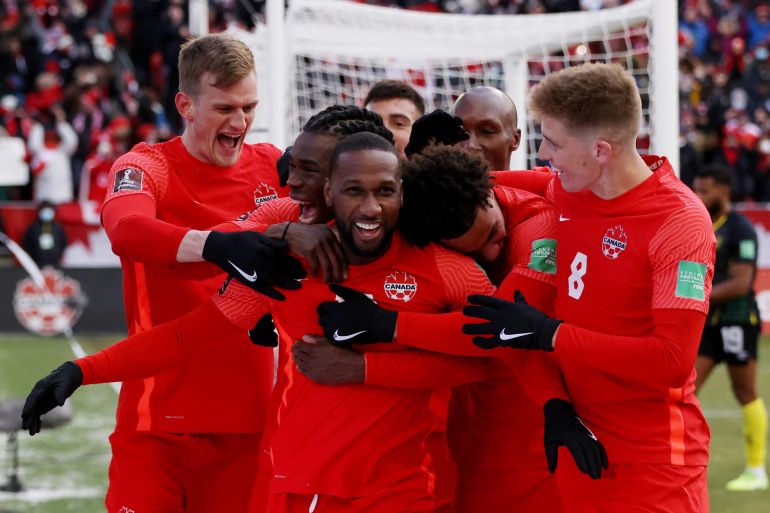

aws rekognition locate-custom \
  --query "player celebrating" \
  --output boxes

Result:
[693,164,768,491]
[453,86,522,171]
[457,63,715,512]
[23,132,498,513]
[363,80,425,158]
[23,34,298,513]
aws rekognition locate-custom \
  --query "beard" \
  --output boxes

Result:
[337,220,396,260]
[704,199,724,219]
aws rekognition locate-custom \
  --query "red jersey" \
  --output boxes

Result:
[213,233,495,498]
[546,156,714,466]
[103,136,285,433]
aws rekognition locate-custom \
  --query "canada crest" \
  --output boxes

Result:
[13,268,88,336]
[601,225,628,260]
[383,271,417,302]
[254,182,278,204]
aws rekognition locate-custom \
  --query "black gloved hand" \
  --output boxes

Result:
[248,313,278,347]
[203,230,306,300]
[276,146,292,187]
[317,284,398,346]
[462,291,562,351]
[544,398,608,479]
[404,109,470,157]
[21,361,83,436]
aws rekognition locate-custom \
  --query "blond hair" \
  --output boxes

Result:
[178,34,255,95]
[528,63,641,138]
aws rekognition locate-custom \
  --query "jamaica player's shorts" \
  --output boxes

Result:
[699,324,760,365]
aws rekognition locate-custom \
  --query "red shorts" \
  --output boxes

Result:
[453,466,563,513]
[556,459,708,513]
[266,489,434,513]
[105,431,262,513]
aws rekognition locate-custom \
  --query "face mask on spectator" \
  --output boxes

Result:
[39,208,55,223]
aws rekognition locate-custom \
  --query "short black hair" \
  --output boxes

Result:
[363,80,426,115]
[328,132,400,175]
[303,105,395,144]
[696,163,732,189]
[399,146,492,247]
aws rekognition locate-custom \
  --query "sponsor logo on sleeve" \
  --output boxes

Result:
[601,225,628,260]
[739,239,756,260]
[113,168,143,192]
[383,271,417,302]
[529,238,557,274]
[254,182,278,204]
[675,260,706,300]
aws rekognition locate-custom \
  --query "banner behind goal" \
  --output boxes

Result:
[236,0,678,171]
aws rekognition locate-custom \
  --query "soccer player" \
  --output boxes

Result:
[693,164,768,491]
[24,34,294,513]
[456,63,715,512]
[24,132,498,513]
[310,145,605,513]
[364,79,425,158]
[453,86,521,171]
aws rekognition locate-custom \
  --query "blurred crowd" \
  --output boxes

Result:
[0,0,769,210]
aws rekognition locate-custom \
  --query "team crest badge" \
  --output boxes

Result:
[601,225,628,260]
[13,268,88,336]
[383,271,417,302]
[254,182,278,204]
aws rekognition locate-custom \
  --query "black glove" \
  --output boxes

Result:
[544,398,608,479]
[317,284,398,346]
[276,146,292,186]
[21,361,83,436]
[203,230,306,300]
[462,291,562,351]
[404,109,470,157]
[248,313,278,347]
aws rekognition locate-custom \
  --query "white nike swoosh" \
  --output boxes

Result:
[499,329,534,341]
[559,214,570,222]
[577,418,598,441]
[333,329,366,342]
[228,260,257,282]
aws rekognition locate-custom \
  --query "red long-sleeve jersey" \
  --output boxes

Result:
[544,156,714,466]
[101,136,285,433]
[212,233,496,498]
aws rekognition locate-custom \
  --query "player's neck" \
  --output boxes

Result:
[590,153,652,200]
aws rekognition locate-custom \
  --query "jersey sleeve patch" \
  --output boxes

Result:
[113,168,144,192]
[739,239,756,260]
[675,261,707,301]
[528,238,557,274]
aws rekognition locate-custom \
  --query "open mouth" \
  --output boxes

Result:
[217,133,242,151]
[292,198,320,225]
[354,220,382,241]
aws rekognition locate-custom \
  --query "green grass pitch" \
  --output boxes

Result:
[0,334,768,512]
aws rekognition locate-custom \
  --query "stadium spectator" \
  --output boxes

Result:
[27,104,77,205]
[22,200,67,268]
[693,164,768,492]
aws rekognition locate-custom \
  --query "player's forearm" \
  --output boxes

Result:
[76,320,183,384]
[364,349,493,388]
[176,230,210,262]
[554,309,705,388]
[491,169,551,196]
[396,311,505,357]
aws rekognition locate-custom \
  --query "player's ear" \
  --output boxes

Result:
[176,92,194,122]
[324,179,333,207]
[509,128,522,153]
[594,139,612,164]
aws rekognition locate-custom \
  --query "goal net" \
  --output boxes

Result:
[235,0,677,170]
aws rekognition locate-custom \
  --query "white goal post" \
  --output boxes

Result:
[232,0,678,172]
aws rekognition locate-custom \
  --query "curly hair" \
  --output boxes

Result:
[303,105,395,144]
[399,145,492,247]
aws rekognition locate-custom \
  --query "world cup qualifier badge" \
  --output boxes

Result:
[601,225,628,260]
[254,182,279,205]
[383,271,418,302]
[13,268,88,336]
[113,167,143,192]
